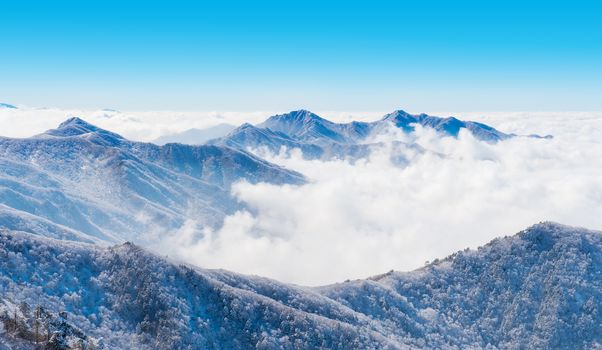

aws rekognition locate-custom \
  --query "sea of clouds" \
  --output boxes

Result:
[160,115,602,285]
[2,105,601,285]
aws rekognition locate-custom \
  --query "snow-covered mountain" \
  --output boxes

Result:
[153,123,236,145]
[0,117,304,244]
[209,109,520,160]
[1,222,600,349]
[208,122,386,160]
[379,109,513,141]
[258,110,372,144]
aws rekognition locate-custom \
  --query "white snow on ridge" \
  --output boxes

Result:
[1,222,601,349]
[0,118,304,244]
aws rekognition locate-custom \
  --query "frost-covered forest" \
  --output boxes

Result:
[1,222,601,349]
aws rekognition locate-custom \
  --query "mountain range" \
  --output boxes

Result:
[0,109,588,350]
[0,117,303,244]
[206,109,531,161]
[0,110,524,244]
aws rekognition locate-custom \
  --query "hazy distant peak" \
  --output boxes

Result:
[153,123,236,145]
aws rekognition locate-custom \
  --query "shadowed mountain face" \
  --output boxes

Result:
[0,117,304,244]
[1,222,600,349]
[209,109,519,161]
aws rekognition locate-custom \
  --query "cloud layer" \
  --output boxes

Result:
[157,114,602,285]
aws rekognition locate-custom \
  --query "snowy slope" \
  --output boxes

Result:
[0,229,401,350]
[321,222,602,349]
[0,118,304,244]
[1,222,601,349]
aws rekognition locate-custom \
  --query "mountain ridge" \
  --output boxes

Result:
[0,118,304,244]
[1,222,600,349]
[208,109,539,161]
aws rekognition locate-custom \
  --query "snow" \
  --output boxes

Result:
[208,109,545,162]
[0,112,598,349]
[1,222,601,349]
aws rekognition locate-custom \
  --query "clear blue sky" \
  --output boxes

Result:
[1,0,601,111]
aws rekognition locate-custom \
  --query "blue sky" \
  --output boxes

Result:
[1,0,601,111]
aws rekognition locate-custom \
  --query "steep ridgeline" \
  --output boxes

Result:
[0,118,304,244]
[1,222,600,349]
[208,109,521,161]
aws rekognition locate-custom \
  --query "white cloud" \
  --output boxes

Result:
[157,114,602,285]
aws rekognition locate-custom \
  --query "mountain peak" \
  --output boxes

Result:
[257,110,351,143]
[382,109,415,120]
[379,109,511,141]
[268,109,325,123]
[519,221,592,243]
[58,116,97,131]
[391,109,412,116]
[41,117,125,144]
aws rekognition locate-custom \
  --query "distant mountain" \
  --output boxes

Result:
[209,109,517,161]
[154,123,237,145]
[2,222,600,349]
[208,122,417,163]
[257,110,372,144]
[380,109,512,142]
[0,117,304,243]
[0,103,17,109]
[209,122,326,158]
[259,109,513,143]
